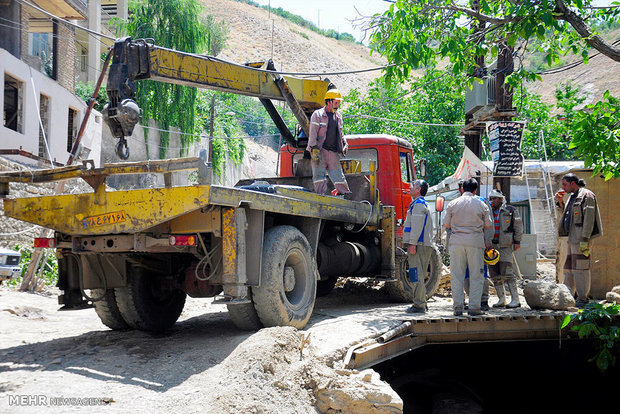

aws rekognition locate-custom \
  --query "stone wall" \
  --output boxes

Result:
[0,157,89,250]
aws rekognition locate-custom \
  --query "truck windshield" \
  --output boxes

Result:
[292,148,378,173]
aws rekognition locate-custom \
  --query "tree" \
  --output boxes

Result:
[343,70,465,185]
[369,0,620,177]
[570,92,620,179]
[512,82,585,161]
[369,0,620,82]
[118,0,227,158]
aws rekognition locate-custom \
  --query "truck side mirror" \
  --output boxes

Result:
[435,196,445,212]
[419,160,427,177]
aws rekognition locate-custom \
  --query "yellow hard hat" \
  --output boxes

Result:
[324,89,343,101]
[484,249,500,265]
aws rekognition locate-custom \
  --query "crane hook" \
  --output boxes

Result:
[116,137,130,160]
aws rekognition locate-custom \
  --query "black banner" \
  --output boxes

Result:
[488,121,525,177]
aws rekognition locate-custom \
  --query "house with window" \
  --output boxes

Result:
[0,0,126,168]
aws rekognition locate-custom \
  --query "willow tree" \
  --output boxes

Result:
[121,0,227,158]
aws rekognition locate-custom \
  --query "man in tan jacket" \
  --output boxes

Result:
[558,173,603,307]
[487,190,523,308]
[444,178,493,316]
[403,180,434,313]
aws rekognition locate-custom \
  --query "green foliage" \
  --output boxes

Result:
[9,245,58,287]
[343,70,465,185]
[75,81,108,112]
[117,0,227,158]
[368,1,620,177]
[234,0,357,43]
[570,91,620,180]
[512,82,586,161]
[195,90,301,176]
[370,0,620,84]
[561,302,620,372]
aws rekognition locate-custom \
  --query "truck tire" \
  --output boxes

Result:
[252,226,317,328]
[114,268,186,331]
[227,290,263,331]
[92,288,130,330]
[316,276,338,297]
[386,245,442,302]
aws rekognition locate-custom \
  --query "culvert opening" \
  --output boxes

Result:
[373,339,616,414]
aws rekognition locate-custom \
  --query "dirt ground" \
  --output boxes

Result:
[0,263,558,413]
[0,281,407,414]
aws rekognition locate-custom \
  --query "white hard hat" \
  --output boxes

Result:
[488,189,504,199]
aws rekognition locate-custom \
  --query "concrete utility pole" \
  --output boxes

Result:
[462,1,515,202]
[463,0,485,186]
[493,40,514,203]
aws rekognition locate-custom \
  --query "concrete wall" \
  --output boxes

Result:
[101,122,279,188]
[1,48,102,167]
[0,0,21,58]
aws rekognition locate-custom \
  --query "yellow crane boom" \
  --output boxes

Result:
[103,37,332,158]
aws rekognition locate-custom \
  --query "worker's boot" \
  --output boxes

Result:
[506,279,521,308]
[492,282,507,308]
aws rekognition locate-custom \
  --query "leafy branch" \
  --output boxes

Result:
[561,302,620,372]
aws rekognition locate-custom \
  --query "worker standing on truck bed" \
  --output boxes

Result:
[558,173,603,308]
[403,179,434,314]
[487,189,523,308]
[444,178,493,316]
[307,89,351,195]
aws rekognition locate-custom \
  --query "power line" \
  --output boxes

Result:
[346,114,463,127]
[16,0,115,41]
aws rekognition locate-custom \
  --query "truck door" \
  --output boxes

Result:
[398,151,415,222]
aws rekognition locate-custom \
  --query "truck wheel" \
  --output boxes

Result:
[316,276,338,297]
[386,245,442,302]
[115,268,186,331]
[252,226,317,328]
[91,288,130,330]
[227,289,263,331]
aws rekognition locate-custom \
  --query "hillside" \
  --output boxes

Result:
[202,0,386,96]
[529,43,620,107]
[204,0,619,108]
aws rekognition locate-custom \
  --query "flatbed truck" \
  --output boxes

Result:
[0,38,441,331]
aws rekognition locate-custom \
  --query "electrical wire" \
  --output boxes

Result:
[16,0,115,41]
[346,114,463,127]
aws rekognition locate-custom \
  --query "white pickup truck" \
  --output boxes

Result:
[0,248,21,284]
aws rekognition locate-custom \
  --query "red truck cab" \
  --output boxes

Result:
[279,134,417,232]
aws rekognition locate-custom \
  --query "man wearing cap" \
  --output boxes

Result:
[307,89,351,195]
[488,190,523,308]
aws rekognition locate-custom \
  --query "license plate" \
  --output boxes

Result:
[0,269,11,276]
[82,211,127,228]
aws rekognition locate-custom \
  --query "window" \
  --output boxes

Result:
[292,148,379,173]
[28,21,54,78]
[39,94,50,157]
[67,108,78,153]
[4,74,23,133]
[28,32,52,59]
[399,151,413,183]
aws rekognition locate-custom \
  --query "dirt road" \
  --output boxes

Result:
[0,282,409,413]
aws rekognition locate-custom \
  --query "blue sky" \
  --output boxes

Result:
[251,0,392,42]
[251,0,615,43]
